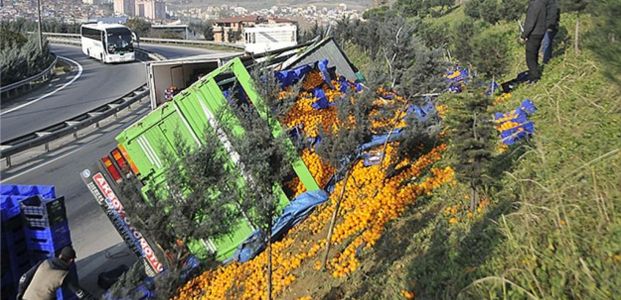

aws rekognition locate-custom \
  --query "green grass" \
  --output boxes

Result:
[305,9,621,300]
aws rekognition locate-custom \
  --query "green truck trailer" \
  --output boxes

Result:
[116,57,319,261]
[82,38,362,272]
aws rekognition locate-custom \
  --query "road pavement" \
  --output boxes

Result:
[1,44,146,142]
[0,43,223,296]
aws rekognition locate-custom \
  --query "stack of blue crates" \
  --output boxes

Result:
[1,184,76,300]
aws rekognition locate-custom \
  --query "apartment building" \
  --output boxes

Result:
[213,15,296,43]
[114,0,164,20]
[113,0,134,16]
[135,0,165,20]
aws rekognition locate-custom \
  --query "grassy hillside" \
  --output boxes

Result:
[172,7,620,300]
[309,11,621,300]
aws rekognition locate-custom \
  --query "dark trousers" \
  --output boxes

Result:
[541,30,557,64]
[526,34,544,81]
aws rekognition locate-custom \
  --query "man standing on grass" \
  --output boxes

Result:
[542,0,560,64]
[521,0,547,83]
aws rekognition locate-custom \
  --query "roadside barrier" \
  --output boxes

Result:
[0,84,150,167]
[0,55,59,99]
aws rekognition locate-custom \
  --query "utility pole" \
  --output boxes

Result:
[37,0,43,52]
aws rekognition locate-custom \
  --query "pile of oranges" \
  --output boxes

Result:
[291,149,335,193]
[174,70,456,299]
[175,145,454,299]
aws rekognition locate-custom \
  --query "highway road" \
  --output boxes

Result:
[0,43,224,296]
[0,44,211,142]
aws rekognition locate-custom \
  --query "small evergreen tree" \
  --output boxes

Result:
[224,66,300,300]
[480,0,502,24]
[499,0,528,21]
[465,0,484,19]
[471,29,510,86]
[450,18,485,65]
[419,22,450,49]
[445,91,496,211]
[0,28,53,86]
[125,18,152,38]
[316,86,375,270]
[189,21,214,40]
[119,130,242,298]
[396,0,433,17]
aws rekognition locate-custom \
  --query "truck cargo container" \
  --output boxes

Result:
[82,37,360,273]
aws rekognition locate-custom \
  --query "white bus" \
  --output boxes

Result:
[80,23,135,63]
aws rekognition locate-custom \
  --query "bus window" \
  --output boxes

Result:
[106,28,134,54]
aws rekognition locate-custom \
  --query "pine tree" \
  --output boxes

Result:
[224,66,300,300]
[471,29,510,86]
[315,84,375,270]
[125,18,152,38]
[119,129,242,298]
[445,92,496,211]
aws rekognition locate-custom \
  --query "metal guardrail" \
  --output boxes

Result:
[0,55,59,97]
[43,34,166,61]
[0,84,150,166]
[40,32,244,50]
[140,37,244,49]
[0,38,168,167]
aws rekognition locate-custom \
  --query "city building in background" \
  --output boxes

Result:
[213,15,296,43]
[113,0,164,20]
[135,0,165,20]
[113,0,134,16]
[243,23,297,54]
[83,0,111,4]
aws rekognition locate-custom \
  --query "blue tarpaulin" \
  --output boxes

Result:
[446,66,470,93]
[311,87,330,109]
[494,99,537,145]
[275,64,313,88]
[407,100,437,121]
[231,190,329,263]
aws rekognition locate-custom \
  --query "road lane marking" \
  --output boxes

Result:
[1,104,150,182]
[1,146,84,182]
[1,56,83,116]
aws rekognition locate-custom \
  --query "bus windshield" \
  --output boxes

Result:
[106,28,133,53]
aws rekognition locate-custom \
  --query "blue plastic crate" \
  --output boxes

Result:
[2,283,17,300]
[1,195,24,220]
[0,184,55,199]
[0,184,18,195]
[20,196,67,229]
[56,288,79,300]
[24,221,72,252]
[1,184,57,221]
[3,245,32,286]
[1,270,13,286]
[2,216,26,243]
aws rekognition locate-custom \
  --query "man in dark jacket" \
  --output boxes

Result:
[16,246,94,300]
[542,0,560,63]
[521,0,547,82]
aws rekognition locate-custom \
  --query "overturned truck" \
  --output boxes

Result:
[81,37,363,275]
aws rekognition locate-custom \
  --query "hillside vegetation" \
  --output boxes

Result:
[0,25,54,86]
[106,1,619,299]
[303,7,621,300]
